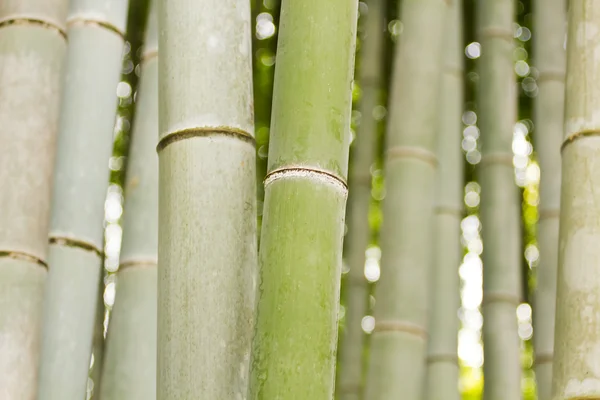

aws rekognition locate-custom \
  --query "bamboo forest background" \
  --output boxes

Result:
[102,0,537,399]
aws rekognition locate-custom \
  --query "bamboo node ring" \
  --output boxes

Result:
[534,352,554,365]
[0,18,66,39]
[478,152,514,168]
[157,127,255,152]
[66,17,125,39]
[0,250,47,269]
[385,146,438,167]
[264,167,348,194]
[118,259,158,272]
[482,292,521,306]
[372,319,428,339]
[426,353,459,365]
[479,26,514,42]
[49,236,103,257]
[561,129,600,152]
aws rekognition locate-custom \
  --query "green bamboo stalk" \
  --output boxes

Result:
[337,1,385,398]
[99,4,158,398]
[0,1,68,398]
[532,0,566,398]
[424,0,464,398]
[364,0,447,398]
[36,1,129,398]
[89,271,107,399]
[477,0,521,398]
[248,1,358,398]
[551,2,600,399]
[157,0,257,398]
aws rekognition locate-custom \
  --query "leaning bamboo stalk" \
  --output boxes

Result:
[36,1,129,398]
[99,4,158,398]
[424,0,464,398]
[477,0,522,398]
[337,1,385,398]
[0,1,69,398]
[157,0,257,398]
[364,0,447,398]
[532,0,566,397]
[248,0,358,398]
[551,2,600,399]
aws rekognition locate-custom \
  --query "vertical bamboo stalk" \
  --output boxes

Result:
[477,0,521,398]
[36,1,129,398]
[89,271,107,399]
[99,4,158,398]
[337,1,385,398]
[532,0,566,397]
[248,1,358,398]
[0,1,68,398]
[424,0,464,398]
[551,2,600,399]
[157,0,257,398]
[364,0,447,398]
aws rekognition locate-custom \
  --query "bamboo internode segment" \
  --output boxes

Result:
[426,353,460,365]
[0,18,66,37]
[373,319,428,340]
[0,251,48,269]
[156,127,255,153]
[385,145,439,167]
[561,130,600,152]
[48,236,104,257]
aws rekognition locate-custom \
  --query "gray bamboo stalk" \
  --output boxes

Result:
[157,0,257,398]
[477,0,522,398]
[337,1,385,398]
[424,0,464,398]
[36,1,129,398]
[248,0,358,398]
[99,4,158,398]
[0,1,68,398]
[364,0,447,398]
[532,0,566,397]
[551,1,600,399]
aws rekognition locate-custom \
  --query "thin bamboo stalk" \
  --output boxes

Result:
[0,1,68,398]
[99,4,158,398]
[532,0,566,397]
[337,1,385,398]
[551,2,600,399]
[477,0,522,398]
[157,0,257,398]
[364,0,447,398]
[36,1,129,398]
[89,271,107,399]
[248,1,358,398]
[424,0,464,398]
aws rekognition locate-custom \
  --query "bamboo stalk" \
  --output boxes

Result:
[477,0,522,398]
[89,271,107,399]
[36,1,129,398]
[551,2,600,399]
[424,0,464,398]
[248,1,358,398]
[0,1,68,398]
[157,0,257,398]
[337,1,385,399]
[364,0,447,398]
[99,4,157,399]
[532,0,566,398]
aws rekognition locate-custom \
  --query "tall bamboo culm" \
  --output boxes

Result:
[157,0,256,398]
[0,1,68,398]
[477,0,522,398]
[337,1,385,398]
[37,1,129,398]
[100,3,157,399]
[248,0,358,398]
[424,0,464,398]
[364,0,447,398]
[532,0,566,397]
[551,1,600,399]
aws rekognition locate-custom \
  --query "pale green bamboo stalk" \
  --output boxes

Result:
[36,1,129,398]
[551,2,600,399]
[157,0,257,398]
[0,1,68,398]
[532,0,566,397]
[477,0,521,398]
[364,0,447,398]
[424,0,464,398]
[89,272,107,399]
[337,1,385,399]
[99,4,158,398]
[248,1,358,398]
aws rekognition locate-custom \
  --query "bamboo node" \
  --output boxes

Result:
[66,17,125,39]
[118,259,158,271]
[372,319,428,339]
[539,208,560,220]
[482,292,521,306]
[479,26,514,42]
[0,18,66,39]
[444,65,464,78]
[49,236,103,257]
[141,48,158,63]
[536,70,566,83]
[478,152,514,169]
[434,205,464,218]
[535,352,553,365]
[157,127,255,152]
[426,353,459,365]
[264,167,348,194]
[0,251,47,269]
[385,146,438,167]
[561,129,600,153]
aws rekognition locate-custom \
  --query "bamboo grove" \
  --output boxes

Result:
[2,0,600,399]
